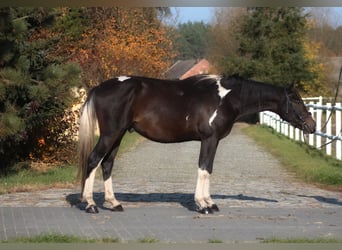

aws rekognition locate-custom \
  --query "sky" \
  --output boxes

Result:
[172,7,342,26]
[171,7,216,24]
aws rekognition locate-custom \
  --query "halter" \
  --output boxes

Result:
[284,89,311,131]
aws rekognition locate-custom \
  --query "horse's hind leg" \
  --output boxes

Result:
[101,134,125,212]
[83,134,118,213]
[83,163,100,213]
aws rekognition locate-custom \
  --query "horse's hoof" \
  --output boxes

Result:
[198,207,213,214]
[86,205,99,214]
[111,204,124,212]
[210,204,220,212]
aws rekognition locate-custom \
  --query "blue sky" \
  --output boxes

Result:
[171,7,216,24]
[172,7,342,26]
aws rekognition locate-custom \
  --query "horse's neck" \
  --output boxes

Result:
[238,82,282,117]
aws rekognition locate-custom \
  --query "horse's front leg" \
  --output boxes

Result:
[195,136,220,214]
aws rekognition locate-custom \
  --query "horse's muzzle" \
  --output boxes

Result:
[302,116,316,134]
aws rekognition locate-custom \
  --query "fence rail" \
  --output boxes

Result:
[259,97,342,161]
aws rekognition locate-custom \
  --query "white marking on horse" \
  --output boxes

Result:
[205,75,232,127]
[195,169,212,209]
[82,157,104,207]
[83,165,100,206]
[104,177,121,208]
[216,78,231,98]
[117,76,131,82]
[186,115,190,121]
[202,75,232,98]
[209,110,218,126]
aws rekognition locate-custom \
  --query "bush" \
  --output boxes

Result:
[0,8,82,174]
[0,63,82,174]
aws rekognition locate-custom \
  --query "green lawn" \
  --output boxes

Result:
[242,125,342,189]
[262,237,342,243]
[0,132,143,194]
[1,233,120,243]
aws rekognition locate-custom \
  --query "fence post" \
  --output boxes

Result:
[326,103,332,156]
[295,128,301,141]
[259,112,263,125]
[316,100,322,149]
[336,103,341,160]
[271,113,273,129]
[309,101,314,146]
[318,96,323,105]
[275,113,279,133]
[284,122,289,137]
[289,124,294,139]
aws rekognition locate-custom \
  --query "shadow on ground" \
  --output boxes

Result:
[66,192,278,212]
[297,194,342,206]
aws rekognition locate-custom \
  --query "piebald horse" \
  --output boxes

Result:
[78,74,315,214]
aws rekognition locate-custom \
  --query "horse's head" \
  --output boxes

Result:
[280,85,316,134]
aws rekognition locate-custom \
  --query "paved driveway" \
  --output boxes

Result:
[1,123,341,242]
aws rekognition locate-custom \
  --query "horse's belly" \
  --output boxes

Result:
[133,118,199,143]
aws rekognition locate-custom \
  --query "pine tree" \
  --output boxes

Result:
[174,21,211,60]
[0,8,82,171]
[219,7,321,92]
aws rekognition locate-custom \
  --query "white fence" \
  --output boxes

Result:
[259,97,342,160]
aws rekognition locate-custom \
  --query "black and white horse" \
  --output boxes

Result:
[78,74,315,214]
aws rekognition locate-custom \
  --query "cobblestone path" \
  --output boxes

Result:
[1,123,342,242]
[1,123,341,210]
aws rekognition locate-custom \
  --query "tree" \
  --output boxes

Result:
[93,8,175,81]
[55,7,176,86]
[208,8,245,72]
[0,7,176,171]
[215,7,324,93]
[0,7,82,171]
[307,7,342,56]
[173,21,211,60]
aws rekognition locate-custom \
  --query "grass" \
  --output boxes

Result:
[242,125,342,189]
[1,233,120,243]
[208,238,223,243]
[4,233,342,244]
[2,233,97,243]
[263,237,342,243]
[2,233,158,243]
[137,236,159,243]
[117,131,145,155]
[0,132,143,194]
[0,164,76,194]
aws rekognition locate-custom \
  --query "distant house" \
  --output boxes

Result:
[165,59,211,80]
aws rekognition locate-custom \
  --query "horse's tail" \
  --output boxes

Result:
[77,90,97,191]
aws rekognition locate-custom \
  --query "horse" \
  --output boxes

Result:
[78,74,316,214]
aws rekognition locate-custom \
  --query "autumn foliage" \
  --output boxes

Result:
[97,18,174,81]
[0,7,176,170]
[43,8,176,87]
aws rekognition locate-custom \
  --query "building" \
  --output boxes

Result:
[165,59,211,80]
